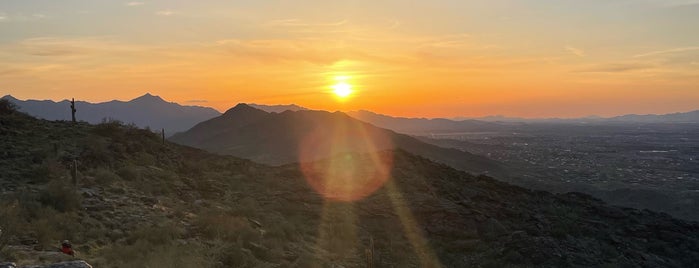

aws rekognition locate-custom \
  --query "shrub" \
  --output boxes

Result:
[0,201,22,251]
[193,211,253,241]
[116,164,141,181]
[39,179,83,212]
[88,167,121,186]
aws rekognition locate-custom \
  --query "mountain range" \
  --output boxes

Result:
[455,110,699,124]
[169,104,502,175]
[1,93,221,135]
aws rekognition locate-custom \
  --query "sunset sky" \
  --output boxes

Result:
[1,0,698,118]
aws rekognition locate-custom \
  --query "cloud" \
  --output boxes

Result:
[156,10,178,16]
[644,0,699,7]
[186,99,208,103]
[265,19,347,27]
[565,46,585,57]
[0,13,47,22]
[575,63,654,73]
[126,2,145,7]
[633,46,699,58]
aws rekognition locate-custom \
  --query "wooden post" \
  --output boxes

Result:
[162,128,165,144]
[70,98,77,123]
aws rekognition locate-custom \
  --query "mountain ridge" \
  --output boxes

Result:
[170,104,503,175]
[1,93,221,135]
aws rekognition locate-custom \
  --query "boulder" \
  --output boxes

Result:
[23,261,92,268]
[0,263,17,268]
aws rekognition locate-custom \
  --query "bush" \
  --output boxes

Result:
[116,165,141,181]
[0,201,22,251]
[193,211,254,241]
[88,168,121,186]
[39,179,83,212]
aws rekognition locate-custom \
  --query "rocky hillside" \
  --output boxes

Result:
[1,102,698,267]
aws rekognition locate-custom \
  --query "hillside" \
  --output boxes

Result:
[1,94,221,135]
[170,104,502,175]
[1,101,698,267]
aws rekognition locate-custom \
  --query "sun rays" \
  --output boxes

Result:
[297,116,442,267]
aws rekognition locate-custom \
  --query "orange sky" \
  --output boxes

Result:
[1,1,698,118]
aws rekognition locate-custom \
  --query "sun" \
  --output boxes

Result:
[332,81,353,98]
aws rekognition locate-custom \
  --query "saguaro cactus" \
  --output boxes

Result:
[70,98,77,123]
[366,236,375,268]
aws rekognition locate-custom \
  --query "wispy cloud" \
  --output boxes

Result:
[156,10,178,16]
[0,13,47,22]
[186,99,208,103]
[565,46,585,57]
[633,46,699,58]
[266,19,347,27]
[126,2,145,7]
[643,0,699,7]
[575,63,654,73]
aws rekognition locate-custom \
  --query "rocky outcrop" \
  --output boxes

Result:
[22,261,92,268]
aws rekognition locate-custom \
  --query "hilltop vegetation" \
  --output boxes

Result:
[1,102,698,267]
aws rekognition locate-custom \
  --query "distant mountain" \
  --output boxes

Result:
[1,93,221,135]
[170,104,502,175]
[346,110,509,135]
[455,110,699,124]
[248,103,307,113]
[607,110,699,123]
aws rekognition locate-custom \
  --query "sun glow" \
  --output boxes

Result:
[332,82,352,98]
[331,76,353,99]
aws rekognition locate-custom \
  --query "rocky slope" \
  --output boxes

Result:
[1,104,697,267]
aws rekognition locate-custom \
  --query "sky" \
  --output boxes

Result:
[1,0,698,118]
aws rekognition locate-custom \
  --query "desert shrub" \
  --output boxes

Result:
[193,211,253,241]
[126,223,183,246]
[93,118,124,137]
[29,158,67,183]
[116,164,141,181]
[28,207,81,248]
[88,167,121,186]
[214,242,259,268]
[133,151,156,166]
[100,223,193,267]
[140,243,212,268]
[32,218,59,248]
[0,201,23,251]
[39,179,83,212]
[80,137,114,167]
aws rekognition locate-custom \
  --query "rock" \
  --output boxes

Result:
[23,261,92,268]
[0,263,17,268]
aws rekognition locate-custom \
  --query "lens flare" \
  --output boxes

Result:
[299,119,394,202]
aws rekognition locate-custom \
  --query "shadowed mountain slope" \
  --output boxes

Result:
[1,106,697,267]
[169,104,502,175]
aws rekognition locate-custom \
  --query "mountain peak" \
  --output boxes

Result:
[131,93,165,102]
[1,95,18,101]
[223,103,267,115]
